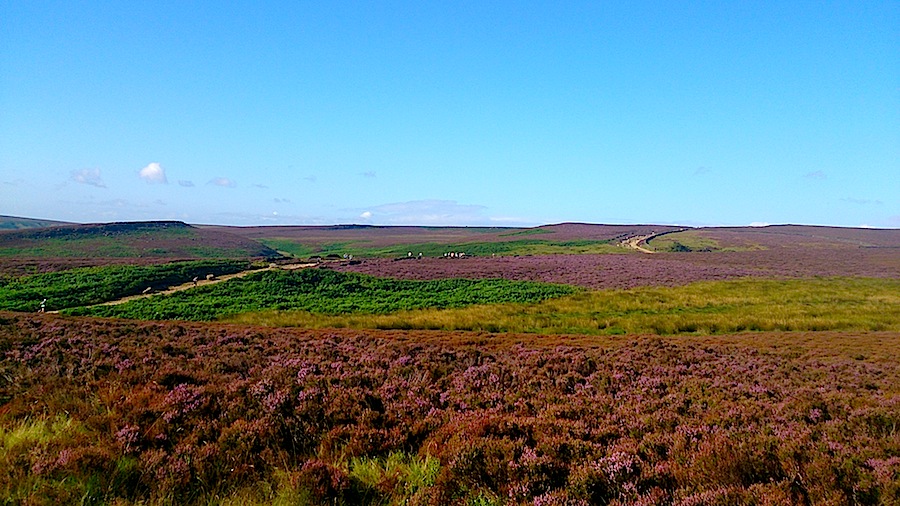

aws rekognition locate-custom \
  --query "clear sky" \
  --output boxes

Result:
[1,1,898,227]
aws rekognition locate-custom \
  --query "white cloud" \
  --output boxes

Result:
[139,163,168,184]
[749,222,770,227]
[360,211,373,219]
[71,168,106,188]
[208,177,236,188]
[178,180,195,187]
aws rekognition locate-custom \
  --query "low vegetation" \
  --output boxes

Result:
[228,277,900,335]
[65,269,577,321]
[0,260,252,312]
[1,314,898,505]
[1,221,898,504]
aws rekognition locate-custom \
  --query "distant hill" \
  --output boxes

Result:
[647,224,900,252]
[0,221,279,260]
[0,215,72,230]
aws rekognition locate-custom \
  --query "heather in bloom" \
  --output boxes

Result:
[1,313,898,505]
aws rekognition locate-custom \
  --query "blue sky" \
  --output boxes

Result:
[1,1,897,227]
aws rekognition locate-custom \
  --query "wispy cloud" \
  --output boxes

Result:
[841,197,882,205]
[693,166,711,176]
[361,171,377,178]
[71,168,106,188]
[178,180,195,187]
[139,162,168,184]
[273,198,291,204]
[203,211,329,226]
[359,199,489,225]
[208,177,236,188]
[804,170,826,180]
[303,175,317,183]
[253,184,268,189]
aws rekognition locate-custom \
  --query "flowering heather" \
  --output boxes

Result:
[1,313,899,504]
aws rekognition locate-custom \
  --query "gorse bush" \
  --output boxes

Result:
[0,260,251,312]
[65,268,577,321]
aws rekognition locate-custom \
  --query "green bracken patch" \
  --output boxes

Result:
[0,260,252,312]
[65,269,578,321]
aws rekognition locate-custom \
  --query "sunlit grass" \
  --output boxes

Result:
[227,277,900,335]
[348,452,440,502]
[0,415,74,454]
[647,230,763,252]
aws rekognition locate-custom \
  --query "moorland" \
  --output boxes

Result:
[0,218,898,505]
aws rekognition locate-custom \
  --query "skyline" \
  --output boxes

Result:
[2,2,898,228]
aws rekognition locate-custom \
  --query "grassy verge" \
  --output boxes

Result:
[227,277,900,335]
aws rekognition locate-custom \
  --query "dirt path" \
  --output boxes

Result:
[622,234,657,254]
[49,262,318,312]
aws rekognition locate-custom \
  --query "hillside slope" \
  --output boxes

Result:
[0,215,71,230]
[0,221,279,274]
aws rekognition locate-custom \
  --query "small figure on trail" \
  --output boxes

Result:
[408,252,412,257]
[192,276,199,287]
[418,252,423,259]
[206,274,215,281]
[39,299,46,312]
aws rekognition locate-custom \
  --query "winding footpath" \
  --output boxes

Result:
[49,262,318,313]
[622,234,658,254]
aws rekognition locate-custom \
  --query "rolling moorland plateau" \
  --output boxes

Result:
[0,218,899,505]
